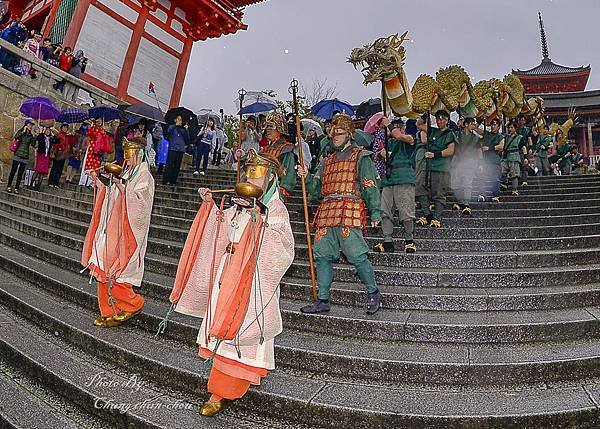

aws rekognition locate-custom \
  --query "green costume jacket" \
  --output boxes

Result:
[535,135,553,158]
[503,133,523,163]
[308,143,382,222]
[379,138,415,187]
[517,126,531,152]
[455,129,481,162]
[13,129,36,160]
[426,127,456,172]
[482,131,503,165]
[571,152,583,169]
[556,143,572,168]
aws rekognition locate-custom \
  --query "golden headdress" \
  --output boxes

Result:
[331,113,355,135]
[242,148,283,178]
[264,112,288,135]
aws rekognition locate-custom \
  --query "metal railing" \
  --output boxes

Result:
[0,37,123,107]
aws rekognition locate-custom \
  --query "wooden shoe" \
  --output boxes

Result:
[404,241,417,254]
[461,206,472,216]
[112,309,142,323]
[491,196,500,203]
[522,181,528,186]
[93,316,122,327]
[511,190,519,196]
[199,399,230,417]
[451,203,461,210]
[415,216,428,227]
[478,195,486,202]
[429,219,442,228]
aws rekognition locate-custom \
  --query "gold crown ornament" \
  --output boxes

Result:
[123,137,145,160]
[264,112,288,135]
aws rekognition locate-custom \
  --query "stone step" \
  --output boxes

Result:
[22,187,600,229]
[6,191,600,245]
[4,193,600,270]
[2,237,600,344]
[2,203,599,290]
[0,344,88,429]
[0,299,278,429]
[3,208,598,313]
[2,261,600,389]
[1,267,600,428]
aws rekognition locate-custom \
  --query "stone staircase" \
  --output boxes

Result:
[1,169,600,428]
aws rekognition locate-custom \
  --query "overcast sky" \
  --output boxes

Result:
[180,0,599,115]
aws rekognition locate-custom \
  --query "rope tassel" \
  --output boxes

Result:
[155,302,176,337]
[204,339,223,370]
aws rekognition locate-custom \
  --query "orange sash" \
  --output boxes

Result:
[81,186,106,267]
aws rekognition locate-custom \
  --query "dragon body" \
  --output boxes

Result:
[348,33,544,122]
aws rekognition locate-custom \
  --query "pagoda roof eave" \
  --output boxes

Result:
[514,58,591,76]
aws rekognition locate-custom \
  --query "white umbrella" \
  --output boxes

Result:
[196,109,222,126]
[301,118,323,136]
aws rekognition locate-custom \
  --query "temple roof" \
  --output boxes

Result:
[514,59,591,76]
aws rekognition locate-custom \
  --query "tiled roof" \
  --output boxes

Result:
[514,58,591,76]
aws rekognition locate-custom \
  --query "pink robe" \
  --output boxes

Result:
[172,190,294,373]
[81,163,155,286]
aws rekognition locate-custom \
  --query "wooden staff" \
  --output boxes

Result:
[289,78,317,300]
[381,78,391,179]
[236,88,246,183]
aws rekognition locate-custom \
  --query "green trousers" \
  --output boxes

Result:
[313,226,378,300]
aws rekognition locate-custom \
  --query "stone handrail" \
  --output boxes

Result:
[0,37,124,107]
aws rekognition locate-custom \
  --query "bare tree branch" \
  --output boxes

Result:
[300,78,340,107]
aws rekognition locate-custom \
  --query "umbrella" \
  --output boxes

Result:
[19,97,60,121]
[239,102,276,115]
[196,109,222,126]
[165,106,199,141]
[364,112,387,134]
[311,98,354,120]
[301,118,323,136]
[89,104,120,121]
[124,102,165,123]
[234,91,277,115]
[57,107,89,124]
[354,129,374,148]
[355,98,382,120]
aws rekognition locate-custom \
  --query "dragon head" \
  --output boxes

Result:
[348,32,409,85]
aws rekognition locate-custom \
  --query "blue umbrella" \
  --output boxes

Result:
[58,107,89,124]
[239,102,276,115]
[89,104,120,121]
[19,97,60,121]
[311,98,354,120]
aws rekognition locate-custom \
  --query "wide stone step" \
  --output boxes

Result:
[6,191,600,244]
[0,269,599,428]
[0,301,278,429]
[2,205,599,290]
[2,237,600,344]
[4,207,599,314]
[0,348,86,429]
[4,194,600,271]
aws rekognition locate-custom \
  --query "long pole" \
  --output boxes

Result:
[289,79,317,300]
[381,78,391,179]
[236,88,246,183]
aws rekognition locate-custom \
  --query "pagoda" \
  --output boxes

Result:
[513,12,590,94]
[6,0,265,108]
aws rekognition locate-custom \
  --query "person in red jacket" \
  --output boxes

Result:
[53,46,73,92]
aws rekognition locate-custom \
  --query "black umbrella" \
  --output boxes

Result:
[165,106,199,141]
[123,102,165,123]
[355,98,382,120]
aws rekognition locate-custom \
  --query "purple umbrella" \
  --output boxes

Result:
[19,97,60,121]
[57,107,89,124]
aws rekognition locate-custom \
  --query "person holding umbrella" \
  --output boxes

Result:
[66,124,88,183]
[163,115,189,185]
[6,119,35,194]
[32,125,57,190]
[193,117,216,176]
[48,123,70,188]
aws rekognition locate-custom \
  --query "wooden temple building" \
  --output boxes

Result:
[514,12,599,163]
[6,0,264,109]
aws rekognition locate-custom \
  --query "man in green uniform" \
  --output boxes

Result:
[299,114,383,315]
[516,115,532,186]
[533,124,553,176]
[555,137,572,175]
[451,117,481,215]
[571,145,584,175]
[501,120,523,196]
[478,118,505,203]
[261,112,297,202]
[373,118,417,254]
[415,110,456,228]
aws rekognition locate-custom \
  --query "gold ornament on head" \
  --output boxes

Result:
[242,148,283,178]
[123,137,145,160]
[331,113,355,136]
[264,112,288,135]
